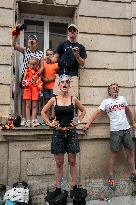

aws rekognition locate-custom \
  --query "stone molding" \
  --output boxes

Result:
[17,0,80,7]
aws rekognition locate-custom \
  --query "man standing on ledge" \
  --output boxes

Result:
[52,24,87,97]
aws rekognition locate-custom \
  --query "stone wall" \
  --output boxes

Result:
[78,0,135,130]
[1,128,135,204]
[0,0,14,117]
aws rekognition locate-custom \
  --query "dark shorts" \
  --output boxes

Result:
[110,129,134,152]
[43,89,53,100]
[51,129,80,154]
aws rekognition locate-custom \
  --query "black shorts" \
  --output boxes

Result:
[43,89,53,100]
[51,129,80,154]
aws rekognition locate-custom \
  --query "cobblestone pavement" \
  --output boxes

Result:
[68,195,136,205]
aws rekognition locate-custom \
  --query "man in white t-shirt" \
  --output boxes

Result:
[83,83,136,187]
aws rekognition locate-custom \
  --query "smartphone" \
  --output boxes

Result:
[72,47,78,52]
[16,24,25,32]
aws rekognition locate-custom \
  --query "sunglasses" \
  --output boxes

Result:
[68,27,77,32]
[60,80,70,84]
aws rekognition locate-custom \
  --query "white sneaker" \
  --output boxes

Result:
[20,118,26,126]
[25,120,31,127]
[31,119,40,127]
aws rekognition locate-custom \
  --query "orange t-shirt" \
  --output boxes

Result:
[43,63,58,89]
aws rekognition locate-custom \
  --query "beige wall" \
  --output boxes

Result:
[78,0,135,126]
[1,129,134,204]
[0,0,14,117]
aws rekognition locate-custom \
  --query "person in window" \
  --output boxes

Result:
[52,24,87,97]
[41,74,86,198]
[42,49,58,119]
[12,31,44,126]
[83,83,136,188]
[22,57,42,127]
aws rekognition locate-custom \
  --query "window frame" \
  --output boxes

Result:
[15,13,71,114]
[20,13,71,54]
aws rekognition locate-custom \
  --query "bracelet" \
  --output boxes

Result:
[78,120,81,124]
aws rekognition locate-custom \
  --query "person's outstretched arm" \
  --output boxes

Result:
[125,106,136,128]
[83,109,102,131]
[12,35,25,54]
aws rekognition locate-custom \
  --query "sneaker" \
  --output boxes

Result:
[20,118,26,126]
[130,173,136,182]
[25,120,31,127]
[107,176,116,190]
[31,119,40,127]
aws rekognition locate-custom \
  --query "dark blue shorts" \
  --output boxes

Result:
[43,89,53,100]
[51,129,80,154]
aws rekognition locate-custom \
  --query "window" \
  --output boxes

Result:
[14,14,71,115]
[49,22,68,50]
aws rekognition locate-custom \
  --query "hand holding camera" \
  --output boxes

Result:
[72,47,79,57]
[12,24,25,38]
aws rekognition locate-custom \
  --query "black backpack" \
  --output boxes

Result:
[45,190,68,205]
[13,116,21,127]
[70,187,87,205]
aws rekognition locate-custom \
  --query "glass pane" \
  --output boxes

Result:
[24,19,44,51]
[49,22,68,50]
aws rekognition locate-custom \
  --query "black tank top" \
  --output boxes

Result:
[54,96,74,127]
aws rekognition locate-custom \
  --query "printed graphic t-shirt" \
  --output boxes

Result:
[98,96,130,131]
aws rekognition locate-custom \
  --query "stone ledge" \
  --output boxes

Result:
[19,0,79,6]
[1,126,85,141]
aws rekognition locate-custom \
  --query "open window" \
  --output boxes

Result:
[14,14,71,115]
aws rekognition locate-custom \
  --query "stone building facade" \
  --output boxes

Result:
[0,0,136,204]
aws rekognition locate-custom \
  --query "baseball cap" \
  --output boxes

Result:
[59,74,71,82]
[68,24,78,31]
[28,34,37,41]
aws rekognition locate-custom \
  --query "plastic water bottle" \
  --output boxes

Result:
[61,177,65,193]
